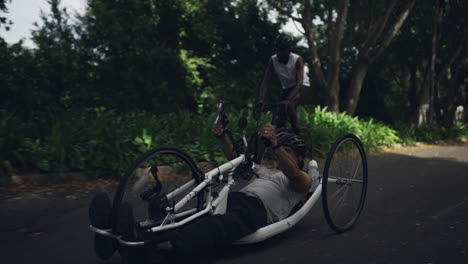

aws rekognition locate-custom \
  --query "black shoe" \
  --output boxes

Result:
[117,202,143,242]
[89,191,117,260]
[118,202,149,264]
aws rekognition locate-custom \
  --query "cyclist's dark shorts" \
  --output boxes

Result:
[280,85,309,101]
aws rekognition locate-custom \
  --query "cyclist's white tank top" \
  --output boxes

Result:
[271,53,310,89]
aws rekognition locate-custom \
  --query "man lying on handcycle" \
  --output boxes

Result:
[89,121,313,263]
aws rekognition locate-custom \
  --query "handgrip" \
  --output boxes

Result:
[139,166,162,202]
[214,102,229,128]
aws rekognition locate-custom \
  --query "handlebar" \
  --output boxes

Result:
[214,102,229,129]
[213,102,249,156]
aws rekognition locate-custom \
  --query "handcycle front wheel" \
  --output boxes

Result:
[111,146,205,231]
[322,134,368,233]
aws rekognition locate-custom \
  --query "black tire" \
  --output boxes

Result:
[111,146,205,231]
[322,134,368,233]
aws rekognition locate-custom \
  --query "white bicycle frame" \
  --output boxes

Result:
[90,103,326,247]
[120,155,322,247]
[146,154,246,234]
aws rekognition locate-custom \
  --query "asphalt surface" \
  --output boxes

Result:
[1,143,467,264]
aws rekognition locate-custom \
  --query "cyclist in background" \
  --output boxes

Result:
[257,34,310,133]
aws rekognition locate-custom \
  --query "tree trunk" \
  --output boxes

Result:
[409,1,443,125]
[343,0,416,116]
[465,102,468,124]
[442,56,466,125]
[406,64,419,123]
[326,79,340,113]
[302,25,327,89]
[324,0,349,113]
[343,62,369,115]
[301,0,328,107]
[443,104,457,126]
[427,1,442,124]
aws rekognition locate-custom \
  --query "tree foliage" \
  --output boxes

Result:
[267,0,417,115]
[0,0,9,30]
[0,0,466,122]
[1,0,467,180]
[0,0,282,114]
[359,0,467,124]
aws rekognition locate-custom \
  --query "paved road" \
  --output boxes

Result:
[1,144,467,264]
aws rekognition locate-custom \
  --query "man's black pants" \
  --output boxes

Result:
[169,192,267,254]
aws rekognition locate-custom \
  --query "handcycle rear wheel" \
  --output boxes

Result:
[322,134,368,233]
[111,146,205,231]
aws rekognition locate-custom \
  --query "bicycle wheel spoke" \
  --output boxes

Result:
[330,186,350,215]
[329,182,349,201]
[114,147,204,227]
[352,158,361,180]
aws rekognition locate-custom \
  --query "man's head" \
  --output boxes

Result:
[276,131,306,167]
[274,34,291,64]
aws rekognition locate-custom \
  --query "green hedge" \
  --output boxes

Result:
[1,107,467,183]
[299,106,399,156]
[394,123,468,144]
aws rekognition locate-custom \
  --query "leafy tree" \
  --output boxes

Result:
[0,0,10,32]
[175,0,282,109]
[0,1,38,115]
[30,0,82,112]
[0,42,36,115]
[268,0,416,115]
[3,0,282,115]
[424,0,467,124]
[77,0,196,113]
[361,0,467,124]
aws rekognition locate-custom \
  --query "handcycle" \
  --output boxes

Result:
[89,102,368,254]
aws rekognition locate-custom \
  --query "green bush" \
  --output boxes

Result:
[2,106,466,182]
[1,109,225,180]
[0,110,31,184]
[394,123,468,144]
[299,106,399,156]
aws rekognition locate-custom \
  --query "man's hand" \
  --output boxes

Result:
[211,121,226,138]
[212,121,237,159]
[258,123,278,147]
